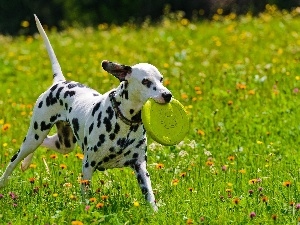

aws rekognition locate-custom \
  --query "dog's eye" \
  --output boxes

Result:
[142,79,152,88]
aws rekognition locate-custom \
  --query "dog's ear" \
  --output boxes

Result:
[101,60,132,82]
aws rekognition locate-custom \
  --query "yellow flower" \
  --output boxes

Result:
[257,140,263,145]
[283,181,292,187]
[60,164,67,169]
[155,163,164,169]
[172,179,179,186]
[96,203,104,208]
[249,179,257,184]
[50,154,58,159]
[197,129,205,136]
[71,221,83,225]
[133,201,140,207]
[75,153,84,160]
[101,195,109,201]
[2,123,11,132]
[186,218,193,224]
[53,193,58,197]
[89,197,97,203]
[228,155,235,161]
[205,161,214,166]
[239,169,246,174]
[232,197,240,204]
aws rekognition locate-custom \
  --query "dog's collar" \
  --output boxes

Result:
[109,91,142,126]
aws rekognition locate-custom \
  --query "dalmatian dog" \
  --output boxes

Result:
[0,15,172,211]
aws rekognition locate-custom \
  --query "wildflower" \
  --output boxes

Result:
[180,172,187,178]
[186,218,193,224]
[289,201,295,206]
[258,187,263,192]
[60,164,67,169]
[248,190,254,195]
[200,217,205,222]
[236,83,246,90]
[71,221,83,225]
[249,179,257,185]
[227,100,233,106]
[12,203,18,207]
[248,90,255,95]
[156,163,164,169]
[197,129,205,136]
[239,169,246,174]
[295,203,300,210]
[80,180,90,185]
[181,93,188,99]
[63,154,69,158]
[29,164,37,169]
[133,201,140,207]
[70,194,77,200]
[50,154,58,159]
[85,205,90,211]
[232,198,240,205]
[75,153,84,160]
[96,203,104,209]
[283,181,292,187]
[205,161,214,166]
[0,193,4,199]
[33,187,39,194]
[221,165,228,171]
[228,155,235,161]
[101,195,109,201]
[225,188,232,193]
[53,193,58,197]
[261,196,268,203]
[89,197,97,203]
[256,140,263,145]
[9,192,17,200]
[271,214,277,221]
[172,179,179,186]
[2,123,11,132]
[188,187,194,192]
[63,183,72,188]
[29,177,35,184]
[249,212,256,219]
[21,20,30,28]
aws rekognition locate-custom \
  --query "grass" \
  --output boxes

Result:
[1,5,300,224]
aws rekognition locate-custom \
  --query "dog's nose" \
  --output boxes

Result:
[162,92,172,103]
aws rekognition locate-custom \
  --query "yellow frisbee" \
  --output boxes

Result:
[141,98,189,146]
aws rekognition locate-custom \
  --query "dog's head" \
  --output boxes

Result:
[102,60,172,104]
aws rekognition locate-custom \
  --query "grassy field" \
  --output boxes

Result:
[1,6,300,224]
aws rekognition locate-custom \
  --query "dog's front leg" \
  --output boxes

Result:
[132,161,158,211]
[81,157,93,197]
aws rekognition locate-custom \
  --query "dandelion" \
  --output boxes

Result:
[96,203,104,209]
[63,154,69,158]
[53,193,58,197]
[133,201,140,207]
[283,181,292,187]
[197,129,205,136]
[256,140,263,145]
[239,169,246,174]
[249,212,256,219]
[156,163,164,169]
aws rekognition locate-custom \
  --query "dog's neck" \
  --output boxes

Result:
[111,82,144,125]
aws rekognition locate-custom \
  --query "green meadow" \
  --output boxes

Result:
[1,6,300,224]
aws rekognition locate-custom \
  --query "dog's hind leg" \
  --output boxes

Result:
[0,119,52,187]
[21,121,76,171]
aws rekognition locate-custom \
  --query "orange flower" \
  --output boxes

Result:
[80,180,90,185]
[283,181,292,187]
[156,163,164,169]
[96,203,104,209]
[50,154,58,159]
[29,177,35,184]
[197,129,205,136]
[172,179,179,185]
[232,198,240,204]
[29,164,37,169]
[228,155,235,161]
[89,197,97,203]
[180,172,187,178]
[60,164,67,169]
[261,196,268,203]
[205,161,214,166]
[101,195,109,201]
[71,221,83,225]
[227,100,233,105]
[186,219,193,224]
[75,153,84,160]
[248,90,255,95]
[249,179,257,184]
[188,187,194,192]
[2,123,11,132]
[236,83,246,90]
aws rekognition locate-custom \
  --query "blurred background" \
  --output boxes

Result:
[0,0,299,35]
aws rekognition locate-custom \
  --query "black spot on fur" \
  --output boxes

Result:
[67,83,77,89]
[34,134,39,140]
[136,138,146,148]
[106,106,114,120]
[38,101,43,108]
[64,91,76,98]
[131,111,141,124]
[124,158,138,167]
[141,186,148,195]
[56,87,64,99]
[89,123,94,134]
[103,117,112,132]
[92,102,101,116]
[103,156,110,162]
[109,133,115,140]
[98,134,105,145]
[120,90,129,99]
[114,123,120,134]
[65,103,68,110]
[46,92,57,106]
[34,121,38,130]
[109,154,116,159]
[91,161,96,167]
[50,114,58,123]
[72,118,80,139]
[133,153,139,158]
[50,83,59,92]
[109,147,115,152]
[69,107,72,113]
[85,161,89,168]
[84,136,87,145]
[23,137,26,142]
[41,121,52,131]
[10,150,20,162]
[124,150,131,156]
[59,99,63,106]
[97,111,102,128]
[130,109,134,114]
[130,124,139,132]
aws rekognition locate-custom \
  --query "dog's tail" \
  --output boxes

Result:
[34,14,65,83]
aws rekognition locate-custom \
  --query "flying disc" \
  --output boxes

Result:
[141,98,189,145]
